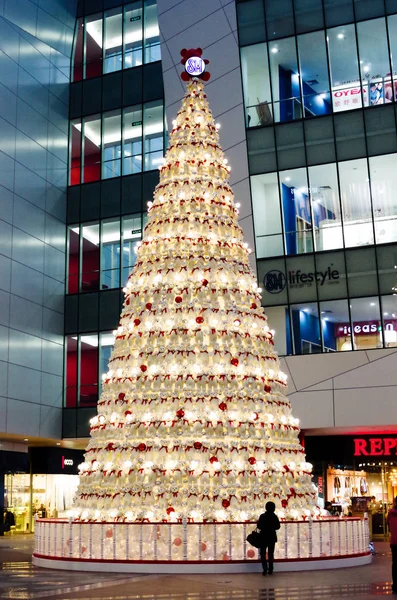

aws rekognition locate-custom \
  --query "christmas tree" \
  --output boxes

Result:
[74,50,317,524]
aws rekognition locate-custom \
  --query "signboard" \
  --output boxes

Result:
[263,266,339,294]
[336,320,397,337]
[354,437,397,457]
[305,435,397,463]
[184,56,206,77]
[332,83,368,112]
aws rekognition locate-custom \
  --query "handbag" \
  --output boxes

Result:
[246,529,262,548]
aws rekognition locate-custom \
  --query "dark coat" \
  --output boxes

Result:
[257,511,281,543]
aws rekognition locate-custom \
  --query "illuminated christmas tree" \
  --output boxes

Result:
[74,49,317,524]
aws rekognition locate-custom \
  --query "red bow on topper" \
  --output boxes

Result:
[180,48,210,82]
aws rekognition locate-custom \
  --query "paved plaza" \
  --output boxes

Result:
[0,536,393,599]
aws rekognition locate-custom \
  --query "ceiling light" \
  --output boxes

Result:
[271,47,278,53]
[24,438,28,442]
[56,442,61,446]
[337,33,344,39]
[363,65,370,73]
[284,176,291,182]
[370,302,375,306]
[384,312,389,316]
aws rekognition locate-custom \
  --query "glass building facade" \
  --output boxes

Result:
[63,0,164,432]
[237,0,397,357]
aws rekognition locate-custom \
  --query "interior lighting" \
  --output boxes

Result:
[337,33,344,39]
[271,47,279,53]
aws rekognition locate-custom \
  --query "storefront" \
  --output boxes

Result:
[305,434,397,538]
[4,448,84,534]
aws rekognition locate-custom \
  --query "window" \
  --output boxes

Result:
[327,24,361,113]
[350,296,382,349]
[388,15,397,98]
[290,302,322,354]
[68,227,80,294]
[269,37,301,123]
[380,296,397,348]
[265,0,295,39]
[338,158,373,247]
[236,0,266,46]
[297,31,331,117]
[320,298,351,351]
[69,102,164,184]
[65,336,78,407]
[101,219,121,290]
[241,44,272,128]
[251,172,283,257]
[308,164,343,251]
[357,18,392,107]
[279,168,313,255]
[370,154,397,244]
[81,223,100,292]
[99,332,114,382]
[122,214,142,286]
[71,1,161,81]
[265,306,290,355]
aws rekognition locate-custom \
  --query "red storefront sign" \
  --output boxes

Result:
[354,437,397,456]
[336,320,397,337]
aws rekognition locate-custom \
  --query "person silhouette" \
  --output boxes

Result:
[257,501,281,575]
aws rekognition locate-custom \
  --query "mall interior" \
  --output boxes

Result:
[0,0,397,540]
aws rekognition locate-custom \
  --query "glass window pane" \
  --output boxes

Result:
[143,100,164,171]
[85,13,103,78]
[388,15,397,98]
[298,31,331,117]
[241,44,272,128]
[377,244,397,295]
[123,105,143,174]
[72,18,84,81]
[144,0,160,63]
[269,38,301,123]
[354,0,385,20]
[251,173,283,258]
[294,0,324,33]
[328,24,362,112]
[265,0,295,39]
[350,296,382,350]
[324,0,354,28]
[99,332,114,383]
[68,226,80,294]
[80,335,98,407]
[279,168,313,254]
[104,7,123,74]
[357,19,392,107]
[70,119,82,185]
[81,223,100,292]
[290,302,321,354]
[321,298,351,351]
[101,219,121,290]
[83,115,101,183]
[339,158,373,247]
[124,2,143,68]
[370,154,397,244]
[381,296,397,348]
[265,306,291,355]
[122,214,142,285]
[102,109,121,179]
[346,247,378,297]
[65,336,78,407]
[258,257,289,306]
[308,164,343,251]
[237,0,266,46]
[286,254,318,303]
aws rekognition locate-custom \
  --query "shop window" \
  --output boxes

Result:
[241,44,272,128]
[143,100,164,171]
[65,336,78,407]
[269,38,301,123]
[122,214,142,286]
[72,18,84,82]
[123,105,143,175]
[83,115,101,183]
[80,334,99,407]
[265,305,291,355]
[103,7,123,74]
[369,154,397,244]
[265,0,295,40]
[81,223,100,292]
[338,158,373,248]
[357,19,392,108]
[297,31,331,118]
[293,0,324,33]
[236,0,266,46]
[101,219,121,290]
[67,226,80,294]
[350,296,382,350]
[346,247,378,297]
[376,244,397,295]
[327,24,361,113]
[308,163,343,251]
[99,331,114,384]
[279,167,313,255]
[84,13,103,79]
[124,1,143,68]
[380,295,397,347]
[69,119,82,186]
[251,172,283,258]
[290,302,322,354]
[144,0,160,63]
[102,110,122,179]
[320,298,351,351]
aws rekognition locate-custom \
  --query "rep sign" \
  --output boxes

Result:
[354,437,397,456]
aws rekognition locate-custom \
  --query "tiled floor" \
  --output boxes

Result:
[0,535,394,599]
